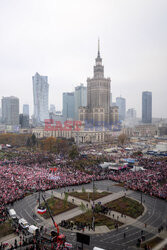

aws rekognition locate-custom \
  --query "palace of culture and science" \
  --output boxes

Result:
[79,40,119,126]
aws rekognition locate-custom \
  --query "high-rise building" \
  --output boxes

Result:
[23,104,29,116]
[110,93,112,106]
[74,84,87,120]
[79,40,119,125]
[87,40,110,123]
[116,97,126,121]
[2,96,19,125]
[142,91,152,123]
[62,92,75,120]
[32,72,49,124]
[126,108,136,119]
[19,114,29,128]
[50,104,56,113]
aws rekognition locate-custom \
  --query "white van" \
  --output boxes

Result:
[19,218,29,229]
[93,247,105,250]
[9,209,17,219]
[28,225,39,235]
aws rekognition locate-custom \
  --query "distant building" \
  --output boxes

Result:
[50,104,56,113]
[74,84,87,120]
[158,123,167,136]
[133,124,157,137]
[127,108,136,120]
[79,40,119,126]
[19,114,29,128]
[62,92,75,120]
[110,93,112,106]
[142,91,152,123]
[111,102,116,106]
[116,97,126,121]
[2,96,19,125]
[23,104,29,116]
[86,40,111,124]
[32,72,49,125]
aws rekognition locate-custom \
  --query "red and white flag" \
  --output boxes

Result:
[37,207,46,214]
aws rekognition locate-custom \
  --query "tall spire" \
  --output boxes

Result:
[98,38,100,57]
[94,38,103,78]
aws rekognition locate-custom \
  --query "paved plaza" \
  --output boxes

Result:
[1,180,165,249]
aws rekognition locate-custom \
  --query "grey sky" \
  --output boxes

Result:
[0,0,167,118]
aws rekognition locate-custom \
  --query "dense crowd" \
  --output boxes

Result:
[108,158,167,199]
[0,149,167,223]
[0,151,93,222]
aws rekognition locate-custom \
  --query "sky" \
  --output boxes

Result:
[0,0,167,118]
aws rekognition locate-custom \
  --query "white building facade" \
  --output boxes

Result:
[74,84,87,120]
[33,72,49,125]
[2,96,19,126]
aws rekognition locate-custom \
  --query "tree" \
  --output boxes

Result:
[31,133,37,146]
[69,145,79,159]
[93,185,97,193]
[63,193,69,208]
[26,137,31,147]
[82,186,86,193]
[118,133,127,146]
[80,202,86,212]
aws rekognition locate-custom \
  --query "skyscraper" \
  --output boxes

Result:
[2,96,19,125]
[79,40,119,125]
[142,91,152,123]
[62,92,75,120]
[50,104,56,113]
[23,104,29,116]
[110,93,112,106]
[126,108,136,120]
[33,72,49,124]
[74,84,87,120]
[87,40,110,123]
[19,114,29,128]
[116,97,126,121]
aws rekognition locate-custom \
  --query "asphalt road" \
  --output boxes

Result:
[13,180,167,250]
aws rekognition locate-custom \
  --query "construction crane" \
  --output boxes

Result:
[41,194,72,249]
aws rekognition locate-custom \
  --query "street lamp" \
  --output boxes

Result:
[141,191,143,205]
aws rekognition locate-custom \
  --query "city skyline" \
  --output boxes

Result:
[0,0,167,118]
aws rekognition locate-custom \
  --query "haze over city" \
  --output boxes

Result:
[0,0,167,118]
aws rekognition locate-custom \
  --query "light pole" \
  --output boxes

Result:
[92,176,95,231]
[141,191,143,205]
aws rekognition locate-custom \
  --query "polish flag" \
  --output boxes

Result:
[37,207,47,214]
[65,242,72,248]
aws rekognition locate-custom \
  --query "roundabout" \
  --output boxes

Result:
[12,180,167,249]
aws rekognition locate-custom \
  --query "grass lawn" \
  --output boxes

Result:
[68,191,111,202]
[67,210,123,230]
[40,197,77,219]
[140,237,163,248]
[0,220,14,238]
[105,196,144,218]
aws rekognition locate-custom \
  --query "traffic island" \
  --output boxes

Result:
[68,191,111,202]
[40,197,77,219]
[140,236,163,249]
[0,220,15,238]
[65,210,123,230]
[105,196,144,218]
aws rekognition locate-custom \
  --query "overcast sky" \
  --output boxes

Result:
[0,0,167,118]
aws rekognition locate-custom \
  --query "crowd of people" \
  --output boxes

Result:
[0,150,92,222]
[0,148,167,223]
[108,157,167,199]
